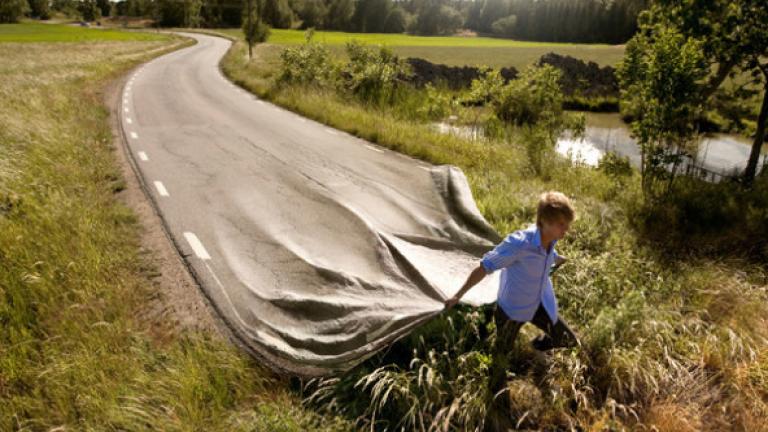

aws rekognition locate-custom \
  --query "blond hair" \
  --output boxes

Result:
[536,191,575,227]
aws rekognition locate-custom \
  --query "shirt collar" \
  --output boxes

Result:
[531,224,556,253]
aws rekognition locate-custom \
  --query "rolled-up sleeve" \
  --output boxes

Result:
[481,232,525,273]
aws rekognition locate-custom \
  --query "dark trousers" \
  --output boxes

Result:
[487,303,578,413]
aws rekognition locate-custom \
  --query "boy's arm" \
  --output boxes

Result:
[552,254,567,272]
[444,263,487,310]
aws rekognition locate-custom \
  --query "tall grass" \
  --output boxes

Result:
[0,28,350,430]
[220,37,768,430]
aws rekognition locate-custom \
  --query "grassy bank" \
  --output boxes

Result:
[219,35,768,430]
[216,28,625,69]
[0,23,348,430]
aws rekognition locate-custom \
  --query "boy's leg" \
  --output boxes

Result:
[529,304,579,351]
[488,305,524,412]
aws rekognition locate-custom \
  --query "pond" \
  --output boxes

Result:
[434,112,766,181]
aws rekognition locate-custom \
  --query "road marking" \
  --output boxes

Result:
[126,117,132,124]
[124,107,129,113]
[298,118,307,123]
[366,144,384,153]
[325,128,338,135]
[184,232,211,260]
[153,181,169,197]
[130,132,138,139]
[138,151,148,161]
[123,98,128,104]
[418,165,431,171]
[256,100,265,105]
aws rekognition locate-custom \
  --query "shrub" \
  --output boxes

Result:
[339,41,412,105]
[278,30,336,87]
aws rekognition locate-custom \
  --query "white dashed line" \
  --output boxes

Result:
[130,132,138,139]
[325,128,338,135]
[418,165,431,171]
[138,151,148,161]
[126,117,132,124]
[124,107,129,113]
[184,232,211,260]
[256,100,265,105]
[153,181,169,197]
[366,144,384,153]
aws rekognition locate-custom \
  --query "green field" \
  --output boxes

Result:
[217,28,625,68]
[0,21,165,42]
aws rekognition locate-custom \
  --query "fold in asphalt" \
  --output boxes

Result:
[119,33,502,376]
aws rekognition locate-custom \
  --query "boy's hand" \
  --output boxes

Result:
[444,296,460,310]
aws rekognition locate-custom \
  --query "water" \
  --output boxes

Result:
[433,112,766,180]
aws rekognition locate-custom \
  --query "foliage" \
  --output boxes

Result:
[409,1,463,36]
[633,0,768,184]
[467,0,646,43]
[242,0,270,58]
[617,24,708,200]
[475,65,585,175]
[0,0,28,23]
[339,41,412,105]
[278,30,336,87]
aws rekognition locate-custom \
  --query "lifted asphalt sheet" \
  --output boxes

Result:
[125,33,503,377]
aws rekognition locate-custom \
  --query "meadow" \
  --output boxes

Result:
[0,21,165,42]
[0,22,349,430]
[217,28,625,69]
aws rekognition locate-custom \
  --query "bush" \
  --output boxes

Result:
[632,175,768,258]
[339,41,412,105]
[278,30,336,87]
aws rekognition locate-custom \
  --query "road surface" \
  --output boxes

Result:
[119,33,502,376]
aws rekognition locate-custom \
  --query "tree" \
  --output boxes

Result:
[79,0,101,21]
[28,0,51,19]
[242,0,270,59]
[262,0,293,28]
[183,0,203,27]
[326,0,354,29]
[382,5,407,33]
[490,14,515,37]
[0,0,29,22]
[350,0,393,32]
[617,24,708,199]
[96,0,110,18]
[637,0,768,185]
[298,0,327,28]
[411,0,462,35]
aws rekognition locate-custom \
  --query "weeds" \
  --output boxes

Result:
[222,35,768,430]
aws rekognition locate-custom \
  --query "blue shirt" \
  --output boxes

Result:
[480,224,560,323]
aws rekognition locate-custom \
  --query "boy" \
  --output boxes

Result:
[444,191,580,424]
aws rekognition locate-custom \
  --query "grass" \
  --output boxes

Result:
[219,36,768,430]
[216,28,625,69]
[0,24,349,430]
[0,21,165,42]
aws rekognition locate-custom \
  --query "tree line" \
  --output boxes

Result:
[2,0,646,44]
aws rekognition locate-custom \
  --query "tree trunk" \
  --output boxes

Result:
[744,80,768,185]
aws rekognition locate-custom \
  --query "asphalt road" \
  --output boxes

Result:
[119,33,502,376]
